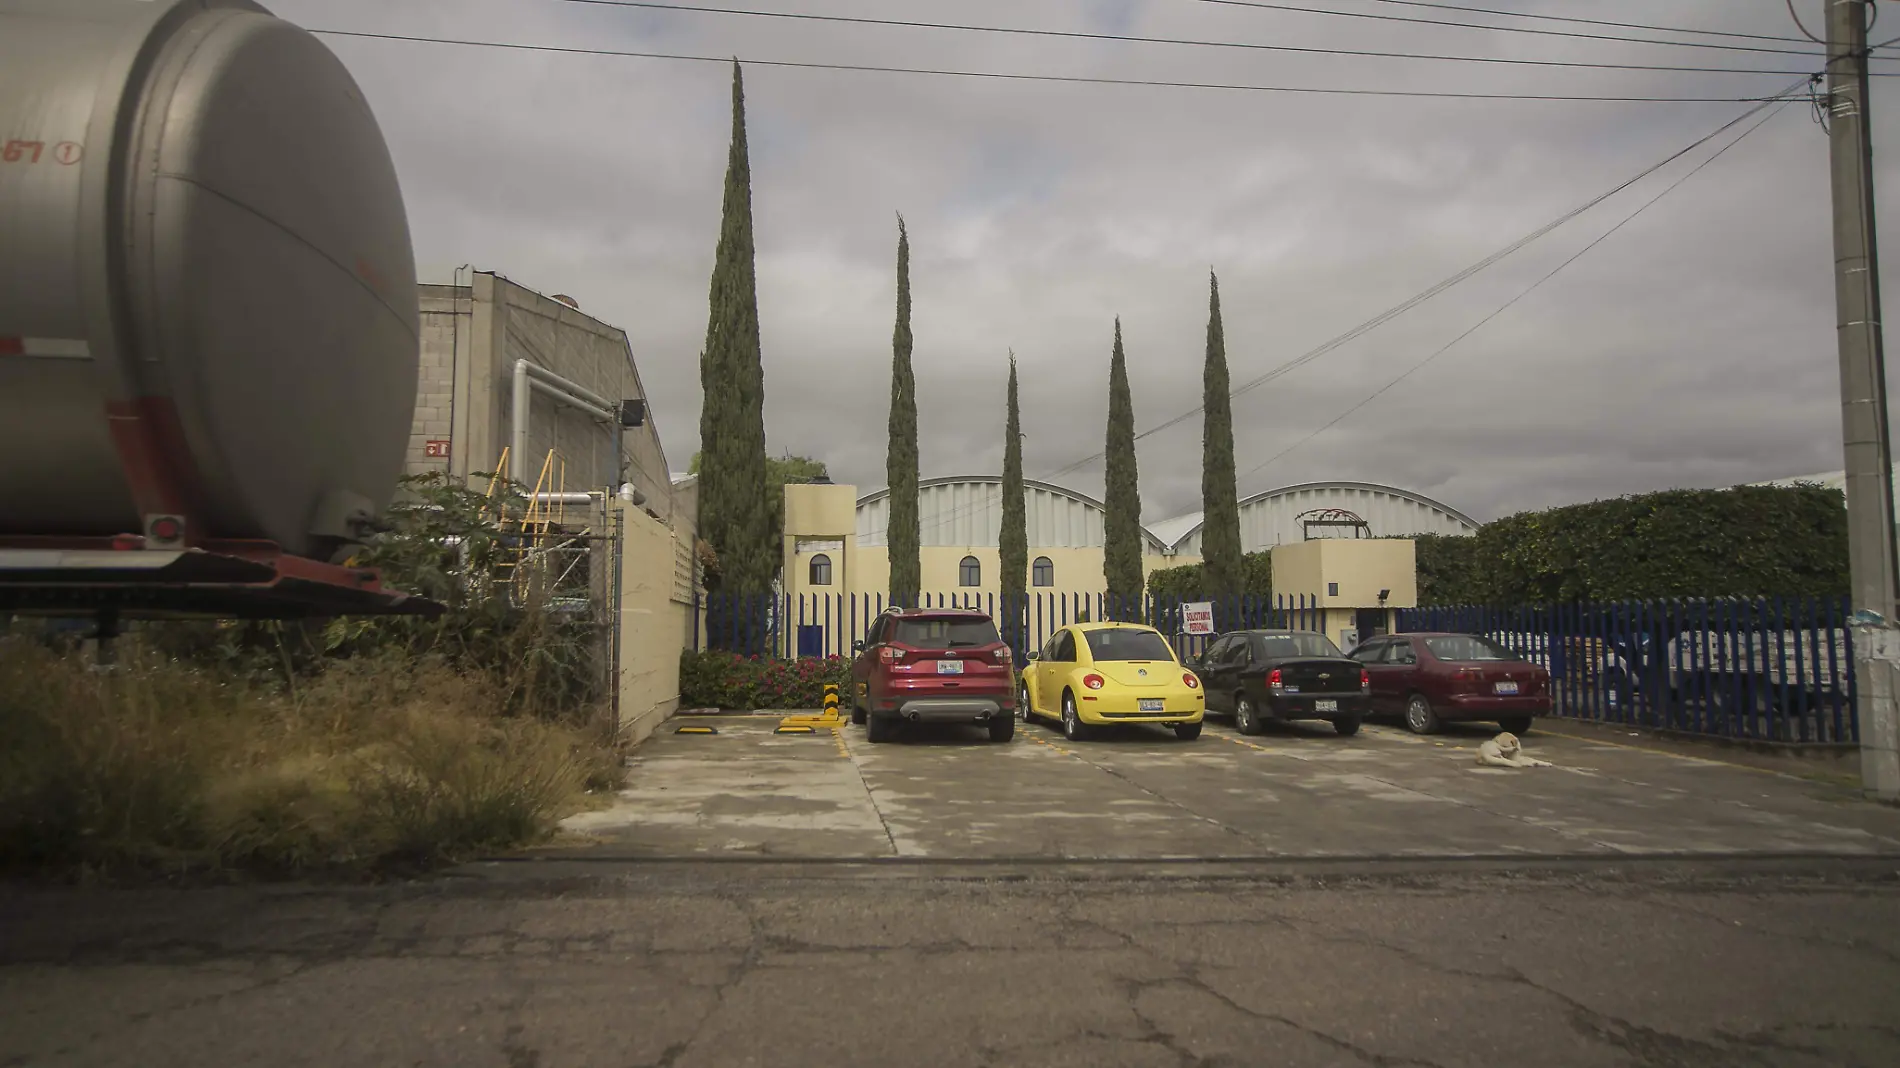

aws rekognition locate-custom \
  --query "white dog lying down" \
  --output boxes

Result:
[1477,732,1551,768]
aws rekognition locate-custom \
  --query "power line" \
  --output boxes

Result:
[1034,77,1813,486]
[536,0,1837,77]
[1183,0,1882,59]
[309,30,1798,100]
[1360,0,1812,45]
[910,78,1809,535]
[1233,98,1796,490]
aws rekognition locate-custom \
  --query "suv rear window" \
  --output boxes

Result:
[1083,629,1175,662]
[890,617,1000,649]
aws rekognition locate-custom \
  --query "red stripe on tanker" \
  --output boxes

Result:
[0,337,90,358]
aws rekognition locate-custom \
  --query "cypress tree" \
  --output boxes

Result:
[886,217,921,606]
[1200,271,1244,626]
[1103,319,1144,620]
[999,352,1028,656]
[696,62,773,645]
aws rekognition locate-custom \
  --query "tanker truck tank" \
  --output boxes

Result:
[0,0,419,563]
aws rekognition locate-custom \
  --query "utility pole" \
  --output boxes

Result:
[1826,0,1900,800]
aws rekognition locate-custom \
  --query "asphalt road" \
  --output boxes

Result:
[6,859,1900,1067]
[10,718,1900,1067]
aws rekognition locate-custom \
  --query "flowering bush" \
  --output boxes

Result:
[679,650,853,710]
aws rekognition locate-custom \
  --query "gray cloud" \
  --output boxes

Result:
[279,0,1897,526]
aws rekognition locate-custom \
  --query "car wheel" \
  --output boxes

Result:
[1333,716,1362,737]
[1498,716,1533,736]
[1018,683,1034,723]
[989,714,1015,743]
[1173,721,1203,742]
[866,713,897,744]
[1403,693,1441,735]
[850,698,867,726]
[1235,695,1263,736]
[1062,692,1090,742]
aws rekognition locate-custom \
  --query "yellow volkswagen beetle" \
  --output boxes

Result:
[1019,622,1205,741]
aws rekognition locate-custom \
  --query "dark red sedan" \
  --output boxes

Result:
[1347,632,1550,735]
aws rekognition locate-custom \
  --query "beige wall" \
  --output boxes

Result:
[1272,540,1416,648]
[1272,540,1416,608]
[786,481,1175,601]
[616,501,695,745]
[783,483,861,603]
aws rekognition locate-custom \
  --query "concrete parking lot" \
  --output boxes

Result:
[562,714,1900,861]
[12,715,1900,1067]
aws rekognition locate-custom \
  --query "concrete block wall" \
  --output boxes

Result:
[617,500,692,744]
[406,295,461,475]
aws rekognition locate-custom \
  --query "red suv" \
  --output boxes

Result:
[849,608,1016,744]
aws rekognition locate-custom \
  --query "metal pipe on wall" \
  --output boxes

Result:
[511,359,617,489]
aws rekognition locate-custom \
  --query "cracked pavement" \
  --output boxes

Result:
[9,717,1900,1067]
[5,862,1900,1067]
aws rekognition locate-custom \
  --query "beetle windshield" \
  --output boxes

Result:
[1083,629,1176,662]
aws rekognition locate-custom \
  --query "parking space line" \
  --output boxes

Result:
[831,725,849,759]
[1026,733,1078,758]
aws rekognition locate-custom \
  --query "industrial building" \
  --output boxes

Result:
[405,271,679,522]
[779,475,1471,649]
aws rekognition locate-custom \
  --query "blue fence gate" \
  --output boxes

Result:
[1400,597,1856,745]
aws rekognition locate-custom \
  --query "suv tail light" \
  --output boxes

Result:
[1083,674,1106,690]
[992,647,1014,664]
[1360,669,1370,691]
[880,647,906,664]
[1267,669,1283,689]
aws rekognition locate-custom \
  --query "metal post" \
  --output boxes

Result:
[1827,0,1900,799]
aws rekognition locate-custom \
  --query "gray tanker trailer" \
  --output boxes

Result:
[0,0,418,565]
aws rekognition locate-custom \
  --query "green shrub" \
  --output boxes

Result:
[679,650,852,710]
[1397,484,1850,606]
[1147,550,1273,601]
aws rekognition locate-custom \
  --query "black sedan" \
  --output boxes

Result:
[1190,629,1372,736]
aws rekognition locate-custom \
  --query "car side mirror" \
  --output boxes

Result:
[851,640,865,653]
[1027,651,1041,662]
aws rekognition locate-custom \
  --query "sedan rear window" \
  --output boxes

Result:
[891,617,1000,649]
[1259,633,1343,658]
[1423,635,1517,662]
[1083,629,1176,662]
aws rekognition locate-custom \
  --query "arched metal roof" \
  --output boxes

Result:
[855,476,1170,551]
[1151,480,1479,554]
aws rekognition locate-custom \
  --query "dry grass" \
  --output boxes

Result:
[0,638,622,878]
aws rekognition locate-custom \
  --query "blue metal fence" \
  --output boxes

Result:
[691,591,1324,664]
[1399,598,1856,744]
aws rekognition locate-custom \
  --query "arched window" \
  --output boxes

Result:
[1032,556,1054,587]
[809,553,833,586]
[959,555,981,587]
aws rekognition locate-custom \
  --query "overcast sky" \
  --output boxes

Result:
[279,0,1900,526]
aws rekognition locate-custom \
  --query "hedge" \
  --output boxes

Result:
[1405,483,1849,606]
[1147,550,1274,601]
[679,650,853,710]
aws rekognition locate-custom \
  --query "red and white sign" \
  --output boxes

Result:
[424,439,451,458]
[1182,602,1216,636]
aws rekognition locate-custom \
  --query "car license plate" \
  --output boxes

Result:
[936,660,964,675]
[1139,698,1165,712]
[1314,699,1337,713]
[1494,680,1518,695]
